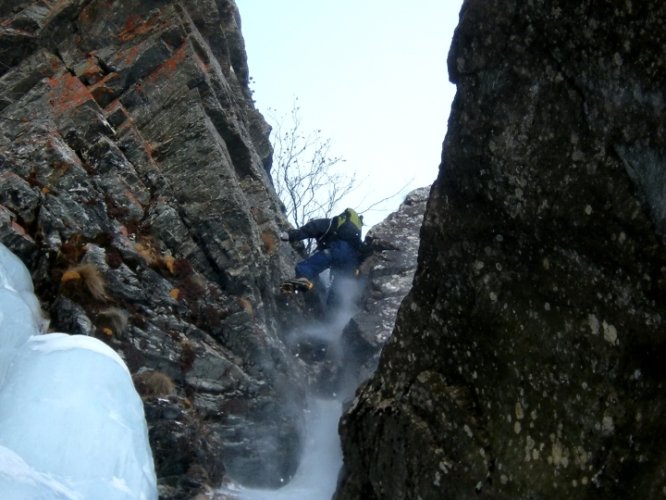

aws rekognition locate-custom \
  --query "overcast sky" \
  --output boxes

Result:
[235,1,463,229]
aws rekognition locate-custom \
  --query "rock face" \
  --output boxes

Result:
[337,2,666,499]
[341,187,429,391]
[279,187,428,404]
[0,1,306,497]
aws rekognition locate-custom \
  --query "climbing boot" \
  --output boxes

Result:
[280,277,314,294]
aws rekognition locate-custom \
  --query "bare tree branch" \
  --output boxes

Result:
[269,99,355,253]
[356,177,415,214]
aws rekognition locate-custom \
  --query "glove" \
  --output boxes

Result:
[279,231,290,242]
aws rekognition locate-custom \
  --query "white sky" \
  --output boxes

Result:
[236,1,463,229]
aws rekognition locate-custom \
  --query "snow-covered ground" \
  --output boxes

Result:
[0,243,156,499]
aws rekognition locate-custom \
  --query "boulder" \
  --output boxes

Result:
[337,2,666,499]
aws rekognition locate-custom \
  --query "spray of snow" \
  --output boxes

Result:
[220,274,365,499]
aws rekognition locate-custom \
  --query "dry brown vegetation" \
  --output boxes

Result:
[133,370,176,398]
[60,263,109,302]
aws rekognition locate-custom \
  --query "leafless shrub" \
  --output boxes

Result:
[270,99,355,240]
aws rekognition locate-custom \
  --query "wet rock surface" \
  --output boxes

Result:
[337,2,666,499]
[341,187,429,391]
[0,1,304,496]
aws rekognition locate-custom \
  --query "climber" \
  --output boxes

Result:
[280,208,363,305]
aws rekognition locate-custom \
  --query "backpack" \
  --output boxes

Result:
[330,208,363,246]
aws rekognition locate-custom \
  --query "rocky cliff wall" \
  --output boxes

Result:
[0,1,307,497]
[341,187,429,392]
[338,2,666,499]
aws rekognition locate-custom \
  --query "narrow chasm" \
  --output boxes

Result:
[220,276,362,499]
[218,189,428,498]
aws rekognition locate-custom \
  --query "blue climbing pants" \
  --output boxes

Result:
[295,240,359,281]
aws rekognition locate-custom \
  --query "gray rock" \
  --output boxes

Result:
[341,187,429,391]
[337,2,666,499]
[0,0,306,496]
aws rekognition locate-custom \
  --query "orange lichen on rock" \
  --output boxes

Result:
[147,44,187,82]
[47,72,94,114]
[89,72,121,106]
[117,11,165,42]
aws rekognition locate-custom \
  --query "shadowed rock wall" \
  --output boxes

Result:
[0,1,306,497]
[337,2,666,499]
